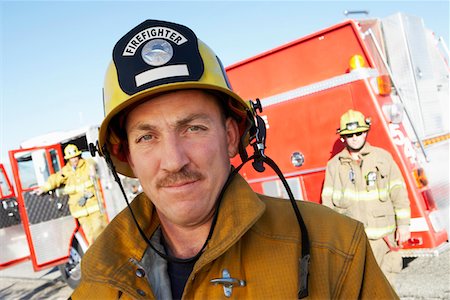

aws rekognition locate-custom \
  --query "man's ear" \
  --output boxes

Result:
[225,117,240,158]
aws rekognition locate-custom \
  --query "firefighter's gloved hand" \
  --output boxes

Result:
[31,188,45,196]
[78,196,87,207]
[78,191,94,207]
[396,225,411,245]
[83,191,94,199]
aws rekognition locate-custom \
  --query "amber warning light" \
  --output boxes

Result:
[349,54,392,96]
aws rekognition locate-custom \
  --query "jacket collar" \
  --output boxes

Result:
[81,173,265,283]
[339,142,373,163]
[194,173,265,270]
[67,157,86,171]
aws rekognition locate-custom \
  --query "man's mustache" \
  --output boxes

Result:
[156,167,204,188]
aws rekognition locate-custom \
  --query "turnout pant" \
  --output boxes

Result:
[78,211,108,245]
[369,236,403,287]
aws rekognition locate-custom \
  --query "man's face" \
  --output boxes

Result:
[69,156,80,168]
[343,131,367,152]
[125,90,239,227]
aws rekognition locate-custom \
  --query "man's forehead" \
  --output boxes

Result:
[132,89,221,114]
[126,93,222,129]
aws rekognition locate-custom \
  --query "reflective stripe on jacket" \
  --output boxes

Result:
[322,143,411,240]
[42,158,100,218]
[72,174,398,299]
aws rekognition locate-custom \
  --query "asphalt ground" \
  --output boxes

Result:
[395,249,450,299]
[0,249,449,299]
[0,263,72,300]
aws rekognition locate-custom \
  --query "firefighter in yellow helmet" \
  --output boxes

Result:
[322,109,411,286]
[34,144,107,245]
[72,20,397,299]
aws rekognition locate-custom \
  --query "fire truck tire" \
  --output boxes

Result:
[58,239,84,289]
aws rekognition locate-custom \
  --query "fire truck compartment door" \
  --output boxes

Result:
[9,145,77,270]
[0,196,30,267]
[23,192,74,268]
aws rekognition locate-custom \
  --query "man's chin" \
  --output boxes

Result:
[347,142,366,152]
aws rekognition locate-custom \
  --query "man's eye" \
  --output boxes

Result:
[187,125,204,132]
[136,134,153,143]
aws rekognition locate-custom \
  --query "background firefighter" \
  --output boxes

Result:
[322,109,411,285]
[33,144,107,244]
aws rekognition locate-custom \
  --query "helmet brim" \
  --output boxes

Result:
[338,127,369,136]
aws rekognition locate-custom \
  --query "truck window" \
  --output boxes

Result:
[16,156,40,189]
[49,149,61,173]
[14,149,53,189]
[0,168,13,197]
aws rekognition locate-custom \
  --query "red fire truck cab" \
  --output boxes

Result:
[227,13,449,256]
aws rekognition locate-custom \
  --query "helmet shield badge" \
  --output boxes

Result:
[113,20,204,95]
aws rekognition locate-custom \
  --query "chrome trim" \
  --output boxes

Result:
[260,68,379,108]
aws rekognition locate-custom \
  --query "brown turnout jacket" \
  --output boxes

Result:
[72,174,398,299]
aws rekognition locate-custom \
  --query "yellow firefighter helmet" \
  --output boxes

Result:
[337,109,371,135]
[99,20,251,177]
[64,144,82,159]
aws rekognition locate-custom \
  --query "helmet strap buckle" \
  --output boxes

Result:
[248,99,266,173]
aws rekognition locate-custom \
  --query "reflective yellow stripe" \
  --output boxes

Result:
[84,181,94,189]
[332,190,342,200]
[87,204,100,214]
[378,189,388,199]
[365,224,396,239]
[395,208,411,219]
[72,209,87,218]
[342,189,386,201]
[321,186,334,197]
[390,179,405,190]
[71,202,99,218]
[64,180,94,194]
[324,187,390,202]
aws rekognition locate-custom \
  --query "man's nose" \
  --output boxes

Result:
[160,135,189,172]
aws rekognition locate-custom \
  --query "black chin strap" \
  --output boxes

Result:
[237,153,311,299]
[244,99,310,298]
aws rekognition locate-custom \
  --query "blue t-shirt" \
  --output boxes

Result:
[167,259,196,300]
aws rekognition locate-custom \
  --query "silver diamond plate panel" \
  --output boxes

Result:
[0,224,30,264]
[29,216,76,265]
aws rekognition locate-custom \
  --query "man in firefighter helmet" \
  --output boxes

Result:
[34,144,107,244]
[72,20,397,299]
[322,109,411,286]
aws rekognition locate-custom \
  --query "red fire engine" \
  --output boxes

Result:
[227,12,449,256]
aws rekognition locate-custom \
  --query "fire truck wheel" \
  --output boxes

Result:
[58,239,84,289]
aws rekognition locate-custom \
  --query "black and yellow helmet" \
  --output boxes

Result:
[99,20,251,177]
[337,109,371,136]
[64,144,82,160]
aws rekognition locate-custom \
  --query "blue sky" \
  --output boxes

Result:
[1,0,449,176]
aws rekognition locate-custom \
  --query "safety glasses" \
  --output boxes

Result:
[342,131,365,139]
